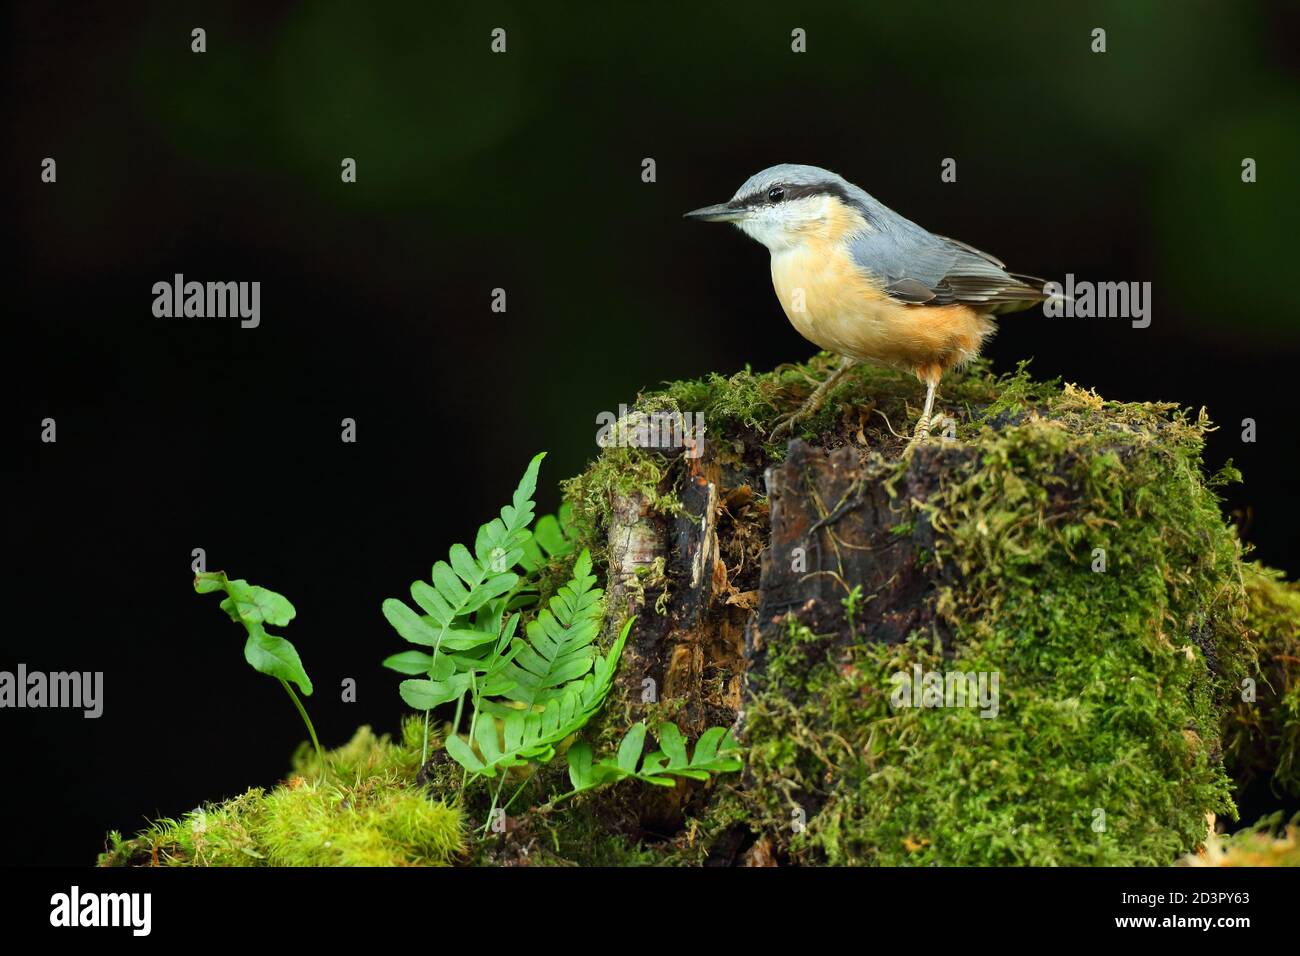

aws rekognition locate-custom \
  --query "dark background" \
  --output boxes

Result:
[4,1,1298,865]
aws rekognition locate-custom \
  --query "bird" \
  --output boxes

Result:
[685,163,1050,443]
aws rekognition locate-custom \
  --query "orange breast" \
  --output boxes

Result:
[770,236,994,380]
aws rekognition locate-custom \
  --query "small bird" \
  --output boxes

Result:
[685,163,1050,442]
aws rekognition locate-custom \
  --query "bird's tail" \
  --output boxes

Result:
[987,273,1071,315]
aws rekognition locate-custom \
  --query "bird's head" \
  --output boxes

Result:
[684,163,870,251]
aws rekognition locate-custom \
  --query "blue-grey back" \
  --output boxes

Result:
[732,164,1047,312]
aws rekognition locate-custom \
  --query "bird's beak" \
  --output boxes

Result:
[683,201,746,223]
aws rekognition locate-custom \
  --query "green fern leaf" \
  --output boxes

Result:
[381,650,435,675]
[562,720,743,797]
[196,572,312,695]
[474,454,543,575]
[519,503,578,572]
[399,673,471,710]
[567,740,595,790]
[443,615,633,777]
[617,722,647,773]
[499,549,602,706]
[382,453,545,703]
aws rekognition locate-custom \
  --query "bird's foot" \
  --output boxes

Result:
[769,406,810,443]
[764,408,795,444]
[907,411,941,447]
[770,393,832,442]
[907,409,957,448]
[769,357,856,443]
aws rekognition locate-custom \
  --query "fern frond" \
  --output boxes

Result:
[474,452,542,575]
[381,453,545,712]
[379,451,639,803]
[518,503,578,572]
[443,616,633,778]
[564,721,743,797]
[498,549,602,707]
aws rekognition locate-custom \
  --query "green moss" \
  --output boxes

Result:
[1224,566,1300,794]
[736,370,1268,865]
[100,723,463,867]
[256,779,461,866]
[291,717,428,783]
[562,354,1066,541]
[560,443,678,562]
[549,352,1299,866]
[560,351,947,543]
[476,796,668,867]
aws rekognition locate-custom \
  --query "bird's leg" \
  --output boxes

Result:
[770,356,857,441]
[910,378,939,445]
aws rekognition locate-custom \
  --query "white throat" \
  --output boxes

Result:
[734,195,832,252]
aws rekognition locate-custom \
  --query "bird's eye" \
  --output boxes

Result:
[767,186,785,202]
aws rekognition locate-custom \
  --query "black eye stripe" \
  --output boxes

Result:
[740,181,871,219]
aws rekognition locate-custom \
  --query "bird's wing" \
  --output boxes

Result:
[850,225,1047,314]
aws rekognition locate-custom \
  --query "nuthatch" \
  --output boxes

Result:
[686,163,1049,441]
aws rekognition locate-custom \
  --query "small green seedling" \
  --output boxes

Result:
[842,583,866,637]
[195,571,322,763]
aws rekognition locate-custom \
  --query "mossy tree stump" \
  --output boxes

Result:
[558,355,1300,866]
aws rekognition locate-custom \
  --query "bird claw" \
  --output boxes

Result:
[768,356,857,444]
[908,410,952,447]
[769,412,802,443]
[908,412,937,447]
